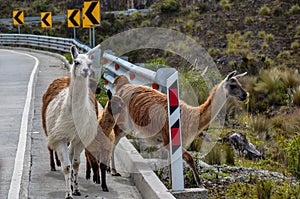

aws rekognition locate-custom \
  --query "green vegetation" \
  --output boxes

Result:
[161,0,180,13]
[259,5,271,16]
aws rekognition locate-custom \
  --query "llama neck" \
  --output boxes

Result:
[99,111,115,136]
[68,75,89,105]
[99,107,116,137]
[68,75,98,146]
[197,82,227,131]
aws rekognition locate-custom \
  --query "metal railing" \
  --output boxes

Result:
[0,34,176,93]
[0,34,91,53]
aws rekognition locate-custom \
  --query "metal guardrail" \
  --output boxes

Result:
[102,51,176,94]
[0,34,91,53]
[0,33,176,93]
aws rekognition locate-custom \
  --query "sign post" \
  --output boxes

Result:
[67,9,80,40]
[41,12,52,36]
[83,1,100,47]
[166,71,184,191]
[13,10,24,34]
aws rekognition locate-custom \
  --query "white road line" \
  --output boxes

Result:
[6,50,39,199]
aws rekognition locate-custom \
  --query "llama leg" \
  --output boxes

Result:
[55,151,61,167]
[182,148,203,188]
[56,142,73,199]
[111,130,122,176]
[48,147,56,171]
[85,150,91,180]
[91,159,100,184]
[70,144,83,196]
[100,162,109,192]
[110,145,120,176]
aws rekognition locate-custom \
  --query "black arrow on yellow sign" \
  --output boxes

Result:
[13,11,24,25]
[85,1,99,25]
[68,9,80,27]
[42,13,51,26]
[41,12,52,28]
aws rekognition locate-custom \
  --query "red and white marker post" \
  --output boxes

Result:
[167,71,184,191]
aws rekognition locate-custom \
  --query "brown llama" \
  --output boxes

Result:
[110,71,248,187]
[85,90,123,191]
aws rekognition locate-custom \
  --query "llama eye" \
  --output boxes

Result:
[230,85,237,89]
[74,60,80,65]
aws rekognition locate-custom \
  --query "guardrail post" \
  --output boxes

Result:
[167,71,184,191]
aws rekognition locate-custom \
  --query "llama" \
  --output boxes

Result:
[42,76,100,171]
[110,71,248,187]
[42,45,100,199]
[85,90,123,191]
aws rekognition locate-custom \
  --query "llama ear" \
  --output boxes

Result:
[107,89,112,100]
[234,72,247,79]
[225,70,237,81]
[70,45,79,60]
[87,44,101,59]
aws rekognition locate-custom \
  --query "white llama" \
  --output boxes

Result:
[43,45,100,199]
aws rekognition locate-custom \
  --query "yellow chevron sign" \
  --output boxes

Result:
[83,1,100,28]
[41,12,52,28]
[13,10,24,25]
[68,9,80,28]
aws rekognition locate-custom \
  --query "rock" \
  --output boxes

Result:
[224,131,263,160]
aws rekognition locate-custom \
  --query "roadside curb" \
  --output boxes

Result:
[115,138,176,199]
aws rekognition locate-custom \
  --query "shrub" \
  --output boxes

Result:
[258,31,266,38]
[250,114,272,135]
[290,4,300,14]
[220,0,232,10]
[265,34,275,42]
[208,48,221,58]
[293,86,300,106]
[204,144,221,165]
[296,26,300,36]
[285,134,300,177]
[256,180,273,199]
[291,41,299,49]
[244,16,254,24]
[225,144,235,165]
[161,0,181,13]
[196,2,209,14]
[259,5,271,16]
[277,50,291,60]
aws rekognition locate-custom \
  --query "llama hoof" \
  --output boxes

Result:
[50,167,56,171]
[102,186,109,192]
[56,161,61,167]
[73,190,81,196]
[65,193,73,199]
[112,173,121,177]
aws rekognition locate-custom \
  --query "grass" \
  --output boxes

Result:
[259,5,271,16]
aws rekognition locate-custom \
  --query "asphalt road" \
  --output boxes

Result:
[0,49,142,199]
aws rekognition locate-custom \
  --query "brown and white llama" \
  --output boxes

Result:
[42,45,100,199]
[42,76,100,171]
[110,71,248,187]
[85,90,123,191]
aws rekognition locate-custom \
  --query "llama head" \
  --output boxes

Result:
[222,71,249,101]
[113,75,130,91]
[70,45,101,79]
[106,90,124,116]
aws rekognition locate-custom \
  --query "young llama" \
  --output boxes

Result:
[85,90,123,191]
[42,45,100,199]
[111,71,248,187]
